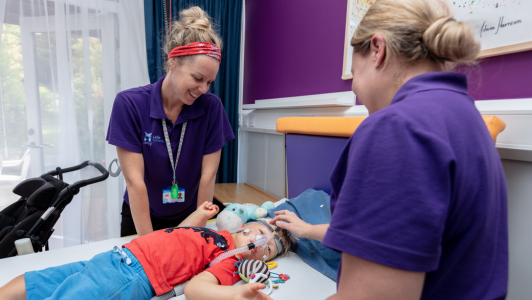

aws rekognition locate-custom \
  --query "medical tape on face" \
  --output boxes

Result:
[255,220,274,232]
[273,235,284,256]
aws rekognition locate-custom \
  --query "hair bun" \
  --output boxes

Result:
[175,6,212,31]
[423,16,480,63]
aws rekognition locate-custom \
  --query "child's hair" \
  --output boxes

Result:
[256,218,296,258]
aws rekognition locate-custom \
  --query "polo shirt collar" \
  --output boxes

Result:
[150,74,205,124]
[391,72,470,105]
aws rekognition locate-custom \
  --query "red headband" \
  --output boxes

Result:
[168,42,221,62]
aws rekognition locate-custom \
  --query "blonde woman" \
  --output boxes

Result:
[286,0,507,299]
[107,7,234,237]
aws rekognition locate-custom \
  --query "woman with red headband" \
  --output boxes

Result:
[106,7,234,237]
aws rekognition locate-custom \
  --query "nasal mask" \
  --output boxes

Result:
[208,220,284,268]
[238,220,284,261]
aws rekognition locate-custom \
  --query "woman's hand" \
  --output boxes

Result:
[269,210,312,238]
[234,283,273,300]
[270,210,329,241]
[196,201,220,221]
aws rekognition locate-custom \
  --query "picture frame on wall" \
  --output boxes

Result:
[342,0,376,80]
[342,0,532,80]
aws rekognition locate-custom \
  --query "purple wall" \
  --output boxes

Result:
[243,0,351,104]
[243,0,532,104]
[286,134,348,198]
[463,51,532,100]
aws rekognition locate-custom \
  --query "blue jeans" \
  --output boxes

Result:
[25,247,155,300]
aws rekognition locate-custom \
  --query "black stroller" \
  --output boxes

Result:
[0,161,109,259]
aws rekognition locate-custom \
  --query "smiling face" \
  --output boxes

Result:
[166,55,220,106]
[232,223,279,262]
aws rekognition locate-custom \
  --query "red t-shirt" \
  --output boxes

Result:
[124,227,239,295]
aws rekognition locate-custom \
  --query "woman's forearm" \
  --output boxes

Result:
[127,181,153,236]
[197,173,216,206]
[196,173,216,227]
[306,223,330,242]
[116,147,152,236]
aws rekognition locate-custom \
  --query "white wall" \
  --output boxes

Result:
[238,130,285,199]
[504,159,532,300]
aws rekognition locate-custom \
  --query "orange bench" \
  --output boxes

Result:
[277,116,506,143]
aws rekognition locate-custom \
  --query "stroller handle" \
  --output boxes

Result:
[11,161,110,256]
[73,161,110,188]
[44,160,109,188]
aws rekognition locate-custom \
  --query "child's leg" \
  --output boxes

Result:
[44,248,153,300]
[24,261,87,300]
[0,275,26,300]
[0,260,87,300]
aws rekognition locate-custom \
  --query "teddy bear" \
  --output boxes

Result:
[215,201,275,233]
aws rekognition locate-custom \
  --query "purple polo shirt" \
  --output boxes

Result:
[322,72,508,299]
[106,75,235,220]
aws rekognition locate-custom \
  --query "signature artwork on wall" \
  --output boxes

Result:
[452,0,532,58]
[342,0,532,80]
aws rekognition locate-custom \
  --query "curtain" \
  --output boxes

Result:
[144,0,241,183]
[0,0,149,249]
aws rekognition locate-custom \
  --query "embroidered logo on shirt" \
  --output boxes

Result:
[143,132,165,146]
[165,227,229,251]
[144,132,152,145]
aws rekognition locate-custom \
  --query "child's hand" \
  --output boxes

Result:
[234,283,273,300]
[196,201,220,220]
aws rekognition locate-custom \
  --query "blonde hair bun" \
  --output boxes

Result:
[423,17,480,63]
[175,6,212,32]
[351,0,480,67]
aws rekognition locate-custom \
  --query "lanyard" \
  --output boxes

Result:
[162,119,187,188]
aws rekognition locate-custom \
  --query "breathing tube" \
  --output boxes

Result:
[209,227,281,268]
[151,226,280,300]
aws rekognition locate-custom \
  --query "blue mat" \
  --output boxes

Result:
[268,189,340,281]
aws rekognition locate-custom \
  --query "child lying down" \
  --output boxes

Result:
[0,201,293,300]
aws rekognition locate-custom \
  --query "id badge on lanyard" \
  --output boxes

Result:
[163,186,185,203]
[161,119,187,204]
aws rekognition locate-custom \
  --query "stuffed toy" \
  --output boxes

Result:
[233,256,290,296]
[216,201,275,233]
[236,259,273,295]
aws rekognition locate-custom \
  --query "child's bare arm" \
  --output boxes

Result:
[178,201,219,228]
[0,274,27,300]
[184,271,272,300]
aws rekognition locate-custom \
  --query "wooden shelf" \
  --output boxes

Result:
[213,183,279,206]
